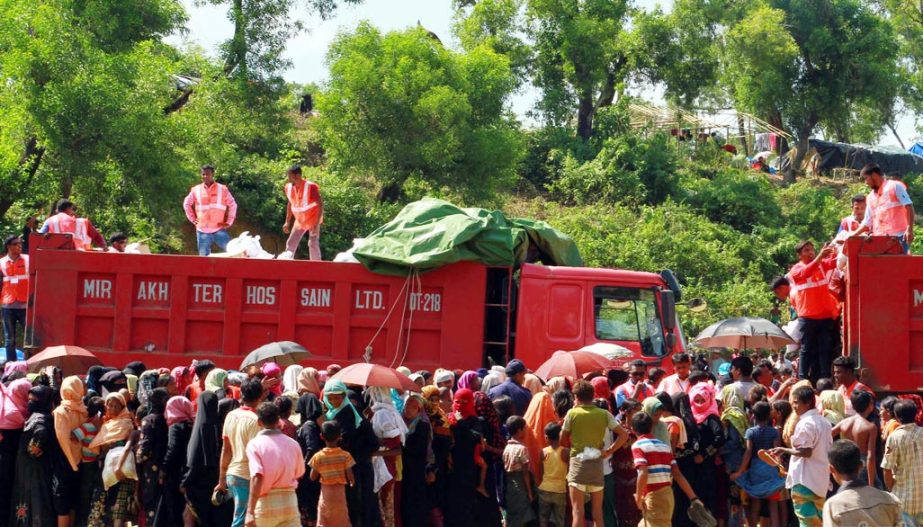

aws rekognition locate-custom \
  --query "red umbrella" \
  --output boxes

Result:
[534,350,616,381]
[330,363,421,392]
[28,345,102,376]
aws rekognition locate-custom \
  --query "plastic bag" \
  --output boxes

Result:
[102,446,138,490]
[372,455,392,493]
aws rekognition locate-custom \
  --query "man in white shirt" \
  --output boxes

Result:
[656,352,692,395]
[771,385,832,527]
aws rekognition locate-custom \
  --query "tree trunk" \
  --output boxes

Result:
[737,113,749,156]
[225,0,248,77]
[576,91,595,141]
[787,130,811,184]
[377,181,404,203]
[888,121,905,149]
[0,137,45,220]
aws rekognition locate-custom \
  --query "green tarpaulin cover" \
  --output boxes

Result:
[353,198,584,275]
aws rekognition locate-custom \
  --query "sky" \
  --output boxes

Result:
[169,0,920,146]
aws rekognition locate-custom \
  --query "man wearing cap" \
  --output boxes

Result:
[487,359,533,416]
[849,163,914,253]
[837,195,866,236]
[788,240,839,383]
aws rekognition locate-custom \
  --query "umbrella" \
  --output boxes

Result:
[533,350,616,381]
[239,341,310,369]
[27,345,101,375]
[694,317,795,350]
[579,343,635,362]
[330,363,421,392]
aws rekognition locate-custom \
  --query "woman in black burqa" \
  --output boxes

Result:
[183,391,233,526]
[8,385,58,527]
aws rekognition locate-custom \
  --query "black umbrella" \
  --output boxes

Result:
[239,341,310,369]
[694,317,795,350]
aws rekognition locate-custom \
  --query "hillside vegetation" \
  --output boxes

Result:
[2,0,921,335]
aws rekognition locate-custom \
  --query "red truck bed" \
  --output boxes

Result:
[27,247,488,371]
[844,236,923,393]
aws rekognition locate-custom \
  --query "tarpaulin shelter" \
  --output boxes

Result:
[909,142,923,158]
[808,139,923,176]
[353,198,583,275]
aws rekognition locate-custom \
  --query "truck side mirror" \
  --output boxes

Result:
[661,290,676,331]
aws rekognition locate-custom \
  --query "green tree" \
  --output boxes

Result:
[526,0,632,140]
[454,0,532,84]
[724,0,900,182]
[317,23,522,203]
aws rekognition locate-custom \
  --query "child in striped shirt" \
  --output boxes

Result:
[631,412,701,527]
[309,421,355,527]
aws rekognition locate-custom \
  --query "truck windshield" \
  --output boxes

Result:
[593,286,666,357]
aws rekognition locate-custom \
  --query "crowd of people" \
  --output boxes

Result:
[0,352,920,527]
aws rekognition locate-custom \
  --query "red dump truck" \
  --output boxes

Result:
[843,236,923,393]
[25,235,687,371]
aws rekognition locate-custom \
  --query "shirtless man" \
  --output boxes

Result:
[832,389,878,487]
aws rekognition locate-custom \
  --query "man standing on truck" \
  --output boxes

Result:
[183,164,238,256]
[849,163,915,254]
[788,241,840,384]
[1,236,27,363]
[281,165,323,260]
[38,199,107,250]
[836,195,866,235]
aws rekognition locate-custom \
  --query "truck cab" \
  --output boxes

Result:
[513,264,685,369]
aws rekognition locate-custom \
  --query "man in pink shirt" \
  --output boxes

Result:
[245,402,305,527]
[183,165,238,256]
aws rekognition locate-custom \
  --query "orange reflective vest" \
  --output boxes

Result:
[192,183,231,231]
[46,213,91,251]
[0,255,28,305]
[867,180,910,236]
[285,180,321,230]
[788,259,839,319]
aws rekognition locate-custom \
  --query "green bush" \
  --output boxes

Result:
[684,168,782,233]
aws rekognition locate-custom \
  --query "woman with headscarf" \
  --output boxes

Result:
[670,392,700,527]
[297,368,322,396]
[0,377,29,524]
[183,391,233,527]
[136,370,160,411]
[401,394,431,527]
[523,377,569,482]
[445,389,500,527]
[367,386,407,527]
[98,370,127,398]
[261,362,284,399]
[456,371,504,515]
[819,389,845,425]
[296,393,323,526]
[522,373,543,395]
[1,360,28,383]
[153,396,195,527]
[85,366,106,399]
[203,368,228,397]
[170,367,192,400]
[687,383,725,521]
[324,380,380,527]
[123,362,146,378]
[421,386,451,526]
[52,376,88,527]
[641,397,671,444]
[8,385,57,526]
[89,393,136,527]
[283,365,303,395]
[138,388,169,525]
